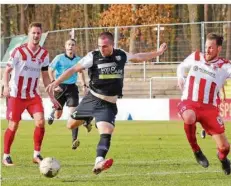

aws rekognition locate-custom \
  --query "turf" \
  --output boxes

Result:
[1,120,231,186]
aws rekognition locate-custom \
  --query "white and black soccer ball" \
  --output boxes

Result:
[39,157,61,178]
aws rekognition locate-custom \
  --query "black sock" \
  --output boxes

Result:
[96,134,111,158]
[72,127,79,141]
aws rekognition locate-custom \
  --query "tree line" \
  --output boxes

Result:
[1,4,230,60]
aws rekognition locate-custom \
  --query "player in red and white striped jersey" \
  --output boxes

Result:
[2,22,60,166]
[177,33,231,175]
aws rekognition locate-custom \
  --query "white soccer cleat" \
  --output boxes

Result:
[92,158,114,175]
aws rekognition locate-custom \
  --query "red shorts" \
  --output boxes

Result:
[6,95,44,122]
[177,100,224,135]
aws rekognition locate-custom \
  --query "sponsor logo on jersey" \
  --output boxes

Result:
[98,62,123,79]
[193,65,216,78]
[23,65,40,72]
[115,56,121,61]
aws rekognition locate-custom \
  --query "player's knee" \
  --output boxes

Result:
[219,143,230,152]
[182,110,196,124]
[35,119,45,128]
[66,124,72,129]
[67,120,82,129]
[8,121,19,131]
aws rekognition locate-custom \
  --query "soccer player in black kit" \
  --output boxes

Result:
[46,32,167,174]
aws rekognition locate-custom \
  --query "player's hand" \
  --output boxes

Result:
[45,82,58,96]
[82,85,89,96]
[54,86,63,93]
[3,86,10,98]
[157,43,167,56]
[50,97,62,110]
[177,78,185,91]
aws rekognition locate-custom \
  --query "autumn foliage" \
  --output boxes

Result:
[99,5,176,26]
[98,5,177,54]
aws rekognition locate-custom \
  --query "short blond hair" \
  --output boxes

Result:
[28,22,42,31]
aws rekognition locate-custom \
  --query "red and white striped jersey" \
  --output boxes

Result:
[7,43,49,99]
[177,51,231,106]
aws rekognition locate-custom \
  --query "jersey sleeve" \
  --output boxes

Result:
[224,62,231,78]
[119,48,131,62]
[42,53,49,67]
[49,55,59,69]
[7,48,20,68]
[177,52,195,79]
[78,52,93,69]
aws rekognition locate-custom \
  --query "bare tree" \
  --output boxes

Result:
[20,5,25,34]
[226,5,231,59]
[188,5,200,51]
[2,5,11,37]
[51,5,60,30]
[129,4,137,53]
[84,4,89,52]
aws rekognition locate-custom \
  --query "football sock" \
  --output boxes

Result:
[34,126,45,151]
[218,146,230,160]
[96,134,111,158]
[72,127,79,141]
[34,150,40,158]
[95,156,104,165]
[184,123,200,152]
[3,153,10,160]
[4,128,16,154]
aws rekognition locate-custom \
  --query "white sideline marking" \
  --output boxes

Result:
[1,170,222,181]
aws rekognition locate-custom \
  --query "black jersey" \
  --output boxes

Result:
[82,49,127,96]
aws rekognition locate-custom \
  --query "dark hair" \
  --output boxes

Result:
[206,33,223,46]
[99,32,114,43]
[66,39,76,44]
[28,22,42,30]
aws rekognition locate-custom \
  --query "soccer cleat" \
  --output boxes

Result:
[72,139,80,150]
[92,158,114,175]
[33,154,43,164]
[219,158,231,175]
[83,117,93,133]
[201,129,206,139]
[48,115,54,125]
[194,150,209,168]
[2,156,14,166]
[83,123,92,133]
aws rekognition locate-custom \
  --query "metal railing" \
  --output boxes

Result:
[2,21,230,61]
[1,21,230,81]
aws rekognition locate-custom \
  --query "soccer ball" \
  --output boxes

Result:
[39,157,61,178]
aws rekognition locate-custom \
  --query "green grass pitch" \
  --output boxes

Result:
[1,120,231,186]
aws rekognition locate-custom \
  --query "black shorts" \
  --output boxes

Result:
[71,91,117,125]
[55,84,79,110]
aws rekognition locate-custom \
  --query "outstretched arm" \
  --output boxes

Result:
[46,63,84,94]
[128,43,167,63]
[55,64,84,86]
